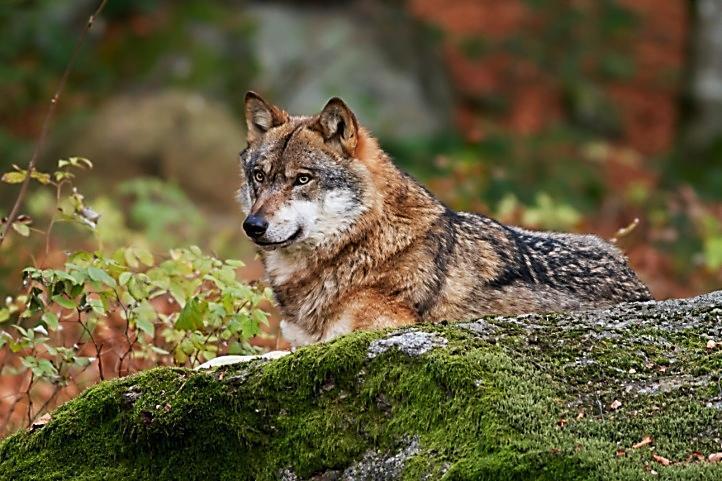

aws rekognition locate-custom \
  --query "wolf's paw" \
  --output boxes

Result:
[195,350,290,370]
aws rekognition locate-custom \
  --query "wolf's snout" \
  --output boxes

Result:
[243,214,269,238]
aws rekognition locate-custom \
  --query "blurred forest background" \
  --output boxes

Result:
[1,0,721,434]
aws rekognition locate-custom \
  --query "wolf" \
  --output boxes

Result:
[237,92,652,347]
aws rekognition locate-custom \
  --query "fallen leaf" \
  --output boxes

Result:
[633,436,653,449]
[709,452,722,463]
[652,453,671,466]
[29,413,51,432]
[610,399,623,410]
[686,451,704,463]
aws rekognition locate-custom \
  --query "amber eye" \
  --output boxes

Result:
[294,174,311,186]
[253,171,265,183]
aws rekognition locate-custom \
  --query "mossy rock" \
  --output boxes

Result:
[2,292,722,480]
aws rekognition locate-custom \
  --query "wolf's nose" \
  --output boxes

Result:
[243,214,268,238]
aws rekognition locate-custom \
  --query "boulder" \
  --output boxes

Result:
[2,291,722,480]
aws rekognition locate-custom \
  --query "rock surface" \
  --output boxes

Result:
[246,3,450,138]
[2,292,722,480]
[66,89,245,210]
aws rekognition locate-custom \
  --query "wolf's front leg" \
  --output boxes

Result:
[321,289,418,342]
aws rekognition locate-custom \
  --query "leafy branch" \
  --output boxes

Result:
[0,0,109,247]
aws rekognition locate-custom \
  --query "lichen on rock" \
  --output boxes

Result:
[367,330,448,359]
[280,437,421,481]
[1,292,722,480]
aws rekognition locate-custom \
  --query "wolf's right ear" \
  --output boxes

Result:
[244,91,288,142]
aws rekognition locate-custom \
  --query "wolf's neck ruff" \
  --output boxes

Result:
[238,92,652,347]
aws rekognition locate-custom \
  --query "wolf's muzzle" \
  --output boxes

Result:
[243,214,269,239]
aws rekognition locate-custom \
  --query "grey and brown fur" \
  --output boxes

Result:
[237,92,652,347]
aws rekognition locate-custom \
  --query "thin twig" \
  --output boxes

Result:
[610,217,640,244]
[31,353,68,423]
[76,307,105,381]
[190,328,217,369]
[45,180,67,256]
[1,391,26,435]
[114,288,137,377]
[31,384,61,424]
[0,0,110,247]
[25,372,35,427]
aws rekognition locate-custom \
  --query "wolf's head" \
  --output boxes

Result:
[237,92,372,250]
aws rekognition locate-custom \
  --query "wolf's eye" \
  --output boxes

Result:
[253,171,265,183]
[294,174,311,186]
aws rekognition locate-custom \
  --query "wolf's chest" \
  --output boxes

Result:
[264,251,347,344]
[264,251,306,284]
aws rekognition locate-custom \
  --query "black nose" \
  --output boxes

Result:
[243,214,268,238]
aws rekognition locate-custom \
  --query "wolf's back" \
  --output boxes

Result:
[448,212,652,314]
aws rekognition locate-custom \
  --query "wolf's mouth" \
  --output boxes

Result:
[255,227,303,248]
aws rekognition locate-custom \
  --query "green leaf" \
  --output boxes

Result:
[135,248,154,267]
[127,277,149,301]
[224,259,245,268]
[227,341,245,355]
[123,249,139,269]
[136,316,155,337]
[150,345,169,355]
[174,347,188,364]
[11,222,30,237]
[74,356,91,367]
[240,314,261,339]
[119,272,132,286]
[87,266,117,288]
[69,157,93,169]
[133,301,157,337]
[0,308,9,323]
[51,294,77,310]
[1,171,27,183]
[58,197,76,216]
[218,267,237,284]
[169,283,187,306]
[87,297,106,315]
[41,312,59,330]
[704,237,722,270]
[175,297,207,331]
[30,170,51,185]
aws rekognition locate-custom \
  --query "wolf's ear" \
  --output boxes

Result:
[314,97,358,157]
[244,91,288,142]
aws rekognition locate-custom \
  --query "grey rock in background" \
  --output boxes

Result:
[688,0,722,147]
[67,90,244,209]
[247,2,449,138]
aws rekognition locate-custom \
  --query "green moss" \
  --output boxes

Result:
[2,294,722,480]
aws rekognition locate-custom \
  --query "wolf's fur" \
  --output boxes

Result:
[237,92,652,347]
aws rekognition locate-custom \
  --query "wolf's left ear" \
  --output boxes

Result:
[314,97,359,157]
[244,91,288,142]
